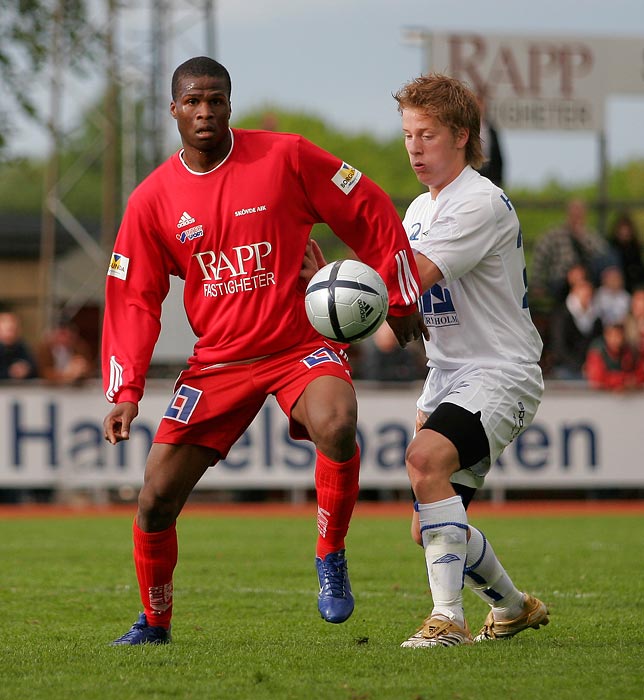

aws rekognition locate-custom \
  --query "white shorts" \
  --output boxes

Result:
[416,362,544,489]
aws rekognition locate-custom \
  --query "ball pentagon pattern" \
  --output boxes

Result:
[305,260,389,343]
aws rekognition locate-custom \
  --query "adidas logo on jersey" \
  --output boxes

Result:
[177,211,195,228]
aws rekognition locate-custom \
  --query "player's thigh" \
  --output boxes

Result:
[292,375,357,438]
[272,342,356,437]
[142,442,218,505]
[406,425,461,479]
[419,401,490,471]
[268,344,356,459]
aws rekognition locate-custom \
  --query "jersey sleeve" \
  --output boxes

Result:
[410,202,494,284]
[102,195,172,404]
[296,137,421,316]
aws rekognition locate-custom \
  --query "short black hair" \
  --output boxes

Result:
[171,56,232,100]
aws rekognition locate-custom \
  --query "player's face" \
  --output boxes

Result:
[401,108,468,196]
[171,74,232,162]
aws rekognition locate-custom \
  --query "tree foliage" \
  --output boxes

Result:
[0,0,102,155]
[0,99,643,264]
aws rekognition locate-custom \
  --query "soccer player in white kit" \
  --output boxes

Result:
[395,74,550,647]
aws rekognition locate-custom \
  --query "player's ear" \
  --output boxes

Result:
[455,127,469,149]
[170,101,177,120]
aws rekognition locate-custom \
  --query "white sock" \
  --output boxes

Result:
[465,525,524,619]
[417,495,468,627]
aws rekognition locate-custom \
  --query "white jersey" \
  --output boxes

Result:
[404,166,543,369]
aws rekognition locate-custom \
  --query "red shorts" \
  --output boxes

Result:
[153,341,353,457]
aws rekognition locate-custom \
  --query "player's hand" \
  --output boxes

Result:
[298,239,327,289]
[386,309,429,348]
[103,401,138,444]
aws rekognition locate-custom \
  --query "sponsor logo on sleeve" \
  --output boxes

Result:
[107,253,130,280]
[331,162,362,195]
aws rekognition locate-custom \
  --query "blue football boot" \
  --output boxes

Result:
[315,549,354,624]
[111,612,171,645]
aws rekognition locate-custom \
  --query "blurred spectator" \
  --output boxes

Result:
[535,263,589,377]
[607,211,644,293]
[355,323,427,382]
[584,322,644,392]
[565,262,590,291]
[530,198,613,307]
[475,92,504,187]
[624,286,644,354]
[594,265,631,326]
[0,311,38,380]
[36,321,95,385]
[549,278,603,380]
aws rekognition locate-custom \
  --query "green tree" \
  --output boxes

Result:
[0,0,102,157]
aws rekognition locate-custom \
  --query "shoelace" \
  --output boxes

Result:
[116,620,147,642]
[478,622,500,638]
[320,560,347,597]
[418,619,451,638]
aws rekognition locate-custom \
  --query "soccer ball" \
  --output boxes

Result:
[305,260,389,343]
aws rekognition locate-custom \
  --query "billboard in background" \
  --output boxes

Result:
[427,33,644,130]
[0,382,642,492]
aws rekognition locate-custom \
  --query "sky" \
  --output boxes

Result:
[9,0,644,188]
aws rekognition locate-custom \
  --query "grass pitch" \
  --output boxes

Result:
[1,508,642,700]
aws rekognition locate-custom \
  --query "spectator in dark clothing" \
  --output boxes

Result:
[475,93,504,187]
[530,198,613,308]
[0,311,38,380]
[607,212,644,294]
[550,278,603,380]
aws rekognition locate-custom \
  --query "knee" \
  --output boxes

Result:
[405,440,432,483]
[311,406,357,460]
[405,434,454,486]
[137,484,180,532]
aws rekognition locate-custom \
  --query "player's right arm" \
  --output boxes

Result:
[102,197,173,409]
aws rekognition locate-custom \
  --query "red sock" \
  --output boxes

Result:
[314,446,360,558]
[132,520,178,629]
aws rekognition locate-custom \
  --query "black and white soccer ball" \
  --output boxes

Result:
[305,260,389,343]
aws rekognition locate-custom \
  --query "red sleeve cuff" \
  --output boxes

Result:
[113,388,143,405]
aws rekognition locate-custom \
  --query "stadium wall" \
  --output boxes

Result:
[0,381,641,496]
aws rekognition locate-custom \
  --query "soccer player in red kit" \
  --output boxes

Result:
[103,56,426,645]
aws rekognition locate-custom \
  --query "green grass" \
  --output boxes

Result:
[1,511,643,700]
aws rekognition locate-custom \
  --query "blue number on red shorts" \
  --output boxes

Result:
[164,384,202,423]
[301,347,343,369]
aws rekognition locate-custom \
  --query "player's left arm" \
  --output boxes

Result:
[295,138,423,311]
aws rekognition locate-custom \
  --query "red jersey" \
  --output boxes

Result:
[103,129,421,404]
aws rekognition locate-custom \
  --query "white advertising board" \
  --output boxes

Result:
[0,382,642,491]
[427,33,644,130]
